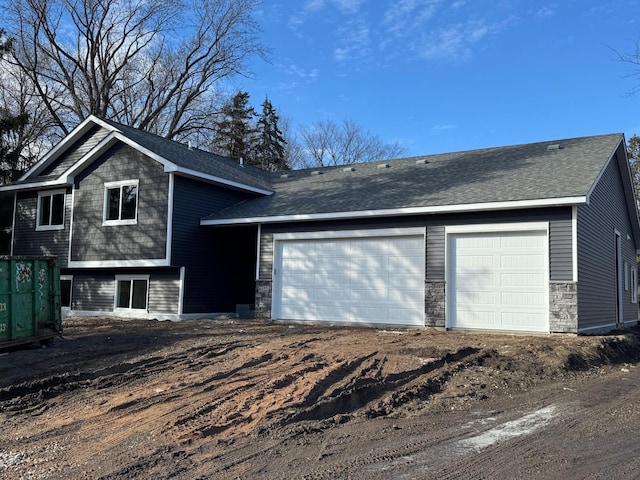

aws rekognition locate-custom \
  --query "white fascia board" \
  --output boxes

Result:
[201,196,586,226]
[68,259,171,268]
[0,178,72,193]
[273,227,426,241]
[19,115,118,181]
[166,165,273,195]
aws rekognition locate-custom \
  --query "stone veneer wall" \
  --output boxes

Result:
[425,281,446,327]
[549,282,578,333]
[255,280,272,319]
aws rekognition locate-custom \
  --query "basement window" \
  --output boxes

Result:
[103,180,138,225]
[115,275,149,310]
[36,190,65,231]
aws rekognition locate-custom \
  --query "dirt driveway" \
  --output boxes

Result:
[1,317,639,479]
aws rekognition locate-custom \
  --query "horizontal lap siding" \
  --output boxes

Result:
[577,151,638,329]
[426,226,445,281]
[549,219,573,282]
[148,270,181,314]
[13,190,72,267]
[173,176,258,313]
[67,269,181,313]
[71,144,168,262]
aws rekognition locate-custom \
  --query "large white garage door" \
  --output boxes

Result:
[274,233,425,326]
[448,229,549,333]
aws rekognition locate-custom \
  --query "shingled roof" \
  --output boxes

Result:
[202,133,626,224]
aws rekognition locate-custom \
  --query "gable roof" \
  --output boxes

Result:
[1,116,273,195]
[201,133,630,224]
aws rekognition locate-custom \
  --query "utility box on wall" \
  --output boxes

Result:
[0,256,62,348]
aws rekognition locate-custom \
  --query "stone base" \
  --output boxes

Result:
[549,282,577,333]
[255,280,272,319]
[425,281,445,327]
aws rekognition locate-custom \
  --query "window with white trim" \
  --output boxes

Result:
[104,180,138,225]
[60,275,73,309]
[115,275,149,310]
[36,190,65,230]
[632,267,638,304]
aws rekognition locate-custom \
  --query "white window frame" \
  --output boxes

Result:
[36,189,66,231]
[60,275,73,309]
[103,180,139,226]
[114,274,149,311]
[633,267,638,304]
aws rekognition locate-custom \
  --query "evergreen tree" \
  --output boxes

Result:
[0,30,28,184]
[212,91,256,163]
[253,97,288,171]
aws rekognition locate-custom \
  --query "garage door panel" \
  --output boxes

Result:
[449,229,548,333]
[276,234,425,326]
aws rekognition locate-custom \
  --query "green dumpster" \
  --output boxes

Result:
[0,256,62,348]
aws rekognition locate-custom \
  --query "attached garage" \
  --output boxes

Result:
[446,224,549,333]
[271,229,425,326]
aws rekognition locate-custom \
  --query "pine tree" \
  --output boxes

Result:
[253,97,288,171]
[212,91,256,164]
[0,30,29,184]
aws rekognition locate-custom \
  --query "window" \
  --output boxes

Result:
[625,262,630,291]
[115,275,149,310]
[37,190,65,230]
[60,276,73,309]
[104,181,138,225]
[633,268,638,304]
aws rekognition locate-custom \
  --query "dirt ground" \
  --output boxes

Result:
[1,317,640,479]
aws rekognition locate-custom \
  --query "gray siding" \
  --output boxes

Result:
[68,269,181,314]
[148,270,181,314]
[549,219,573,282]
[426,225,445,281]
[41,125,111,177]
[71,274,114,312]
[577,150,638,330]
[13,189,72,267]
[71,143,169,262]
[172,176,258,313]
[258,231,274,280]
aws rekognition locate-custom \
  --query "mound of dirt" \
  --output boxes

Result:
[0,318,639,479]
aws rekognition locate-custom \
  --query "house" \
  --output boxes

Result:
[1,115,638,334]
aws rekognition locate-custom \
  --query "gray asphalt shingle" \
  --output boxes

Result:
[203,133,623,222]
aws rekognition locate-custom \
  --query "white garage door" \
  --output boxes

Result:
[448,229,549,333]
[274,233,425,326]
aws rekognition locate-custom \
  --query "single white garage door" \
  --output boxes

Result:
[447,229,549,333]
[273,233,425,326]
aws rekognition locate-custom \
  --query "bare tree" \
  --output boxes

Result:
[2,0,265,145]
[298,119,406,167]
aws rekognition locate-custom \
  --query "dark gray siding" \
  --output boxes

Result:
[70,273,114,311]
[258,231,274,280]
[258,207,573,285]
[13,189,72,267]
[41,125,111,177]
[172,176,258,313]
[148,270,181,314]
[71,143,169,262]
[549,218,573,282]
[66,268,181,313]
[577,150,638,329]
[426,225,445,281]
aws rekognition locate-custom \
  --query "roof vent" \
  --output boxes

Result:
[377,163,391,169]
[415,158,428,165]
[343,166,356,172]
[547,144,563,150]
[310,170,323,176]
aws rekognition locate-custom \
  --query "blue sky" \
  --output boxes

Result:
[234,0,640,157]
